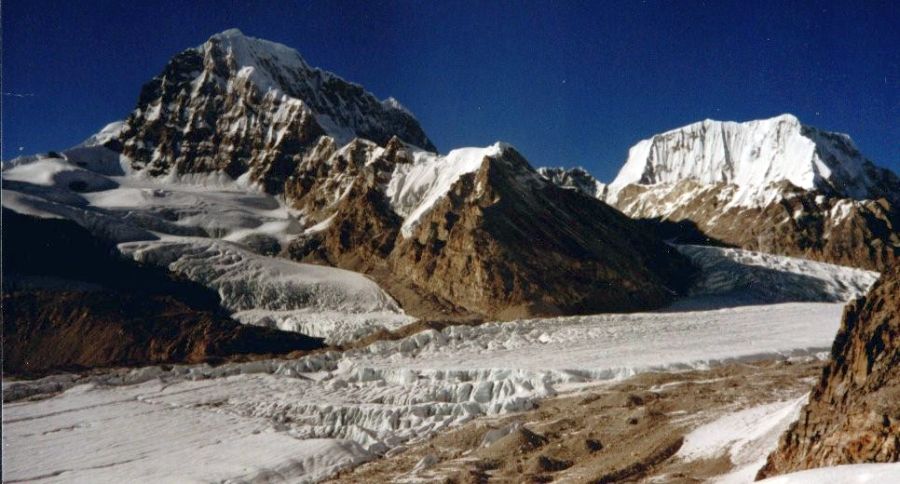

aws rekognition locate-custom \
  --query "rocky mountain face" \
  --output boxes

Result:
[79,29,694,320]
[117,29,434,190]
[756,265,900,478]
[542,115,899,271]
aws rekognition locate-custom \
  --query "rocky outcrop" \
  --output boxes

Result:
[3,291,324,375]
[756,266,900,478]
[537,166,607,199]
[612,180,899,271]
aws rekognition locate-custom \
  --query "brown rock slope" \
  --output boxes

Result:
[613,180,899,272]
[2,209,324,375]
[757,266,900,478]
[2,291,323,375]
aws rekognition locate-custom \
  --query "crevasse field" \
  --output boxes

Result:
[2,146,896,483]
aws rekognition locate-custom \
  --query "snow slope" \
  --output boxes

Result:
[758,464,900,483]
[4,299,847,482]
[678,396,808,483]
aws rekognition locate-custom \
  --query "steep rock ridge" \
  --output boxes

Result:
[289,143,694,319]
[395,147,694,318]
[757,266,900,478]
[539,115,899,271]
[117,29,434,190]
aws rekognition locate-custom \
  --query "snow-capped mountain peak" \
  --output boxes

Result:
[609,114,898,206]
[208,28,312,70]
[117,29,435,182]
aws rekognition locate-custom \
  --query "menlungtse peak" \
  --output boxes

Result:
[115,29,434,185]
[609,114,899,207]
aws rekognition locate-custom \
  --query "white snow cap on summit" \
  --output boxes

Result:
[202,29,314,94]
[609,114,883,205]
[183,29,435,151]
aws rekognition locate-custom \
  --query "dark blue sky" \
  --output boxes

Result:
[3,0,898,180]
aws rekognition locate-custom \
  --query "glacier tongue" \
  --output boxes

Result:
[4,296,849,482]
[1,151,415,344]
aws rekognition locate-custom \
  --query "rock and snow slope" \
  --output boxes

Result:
[537,166,607,199]
[1,150,414,344]
[120,28,434,184]
[758,265,900,478]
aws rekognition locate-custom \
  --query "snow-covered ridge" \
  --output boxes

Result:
[386,142,508,236]
[608,114,896,207]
